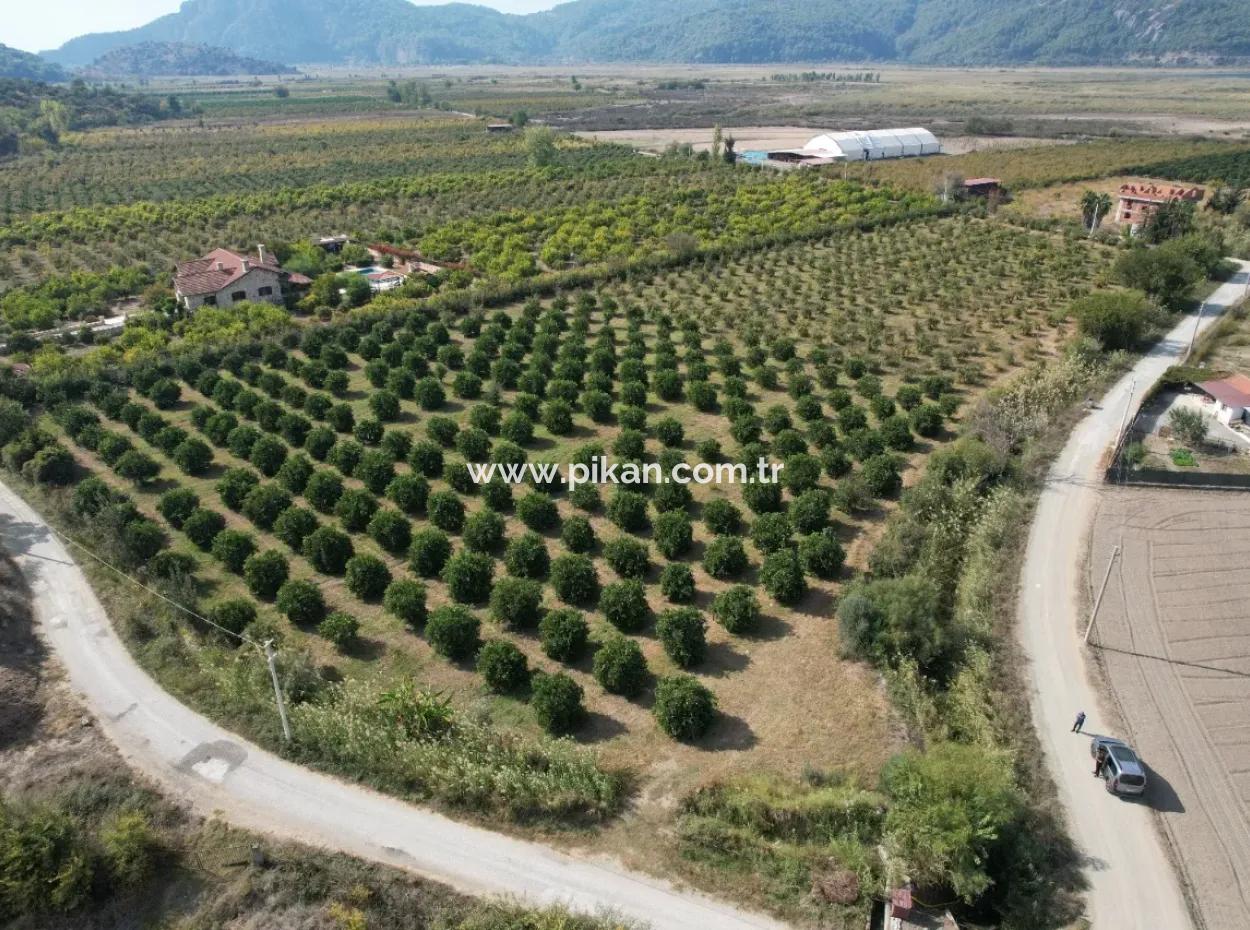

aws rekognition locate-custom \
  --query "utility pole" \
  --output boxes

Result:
[1186,301,1206,362]
[1084,545,1121,644]
[264,640,292,742]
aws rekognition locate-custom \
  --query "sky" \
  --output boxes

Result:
[3,0,560,53]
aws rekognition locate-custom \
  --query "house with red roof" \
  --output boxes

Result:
[1194,373,1250,426]
[1117,183,1205,231]
[173,245,311,311]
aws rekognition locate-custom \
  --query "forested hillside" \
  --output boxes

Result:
[83,41,298,77]
[42,0,1250,67]
[0,80,186,157]
[0,43,68,82]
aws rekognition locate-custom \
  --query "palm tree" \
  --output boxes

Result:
[1080,190,1113,235]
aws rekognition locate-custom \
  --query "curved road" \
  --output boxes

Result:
[0,482,785,930]
[1018,260,1250,930]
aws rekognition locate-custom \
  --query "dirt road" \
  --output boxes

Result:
[1092,489,1250,930]
[1017,260,1250,930]
[0,484,786,930]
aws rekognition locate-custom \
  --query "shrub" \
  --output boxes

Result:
[121,519,165,564]
[531,672,584,735]
[1170,406,1208,446]
[603,536,651,579]
[426,605,481,661]
[660,562,696,603]
[550,553,599,606]
[599,580,653,633]
[657,607,706,667]
[273,505,319,550]
[653,675,716,741]
[211,528,255,574]
[356,450,395,494]
[499,532,546,580]
[277,579,326,625]
[243,549,289,599]
[712,586,760,635]
[477,640,530,693]
[647,510,691,559]
[242,483,292,531]
[560,515,596,553]
[703,535,748,579]
[383,578,427,626]
[789,489,831,534]
[782,453,822,494]
[209,598,256,637]
[408,440,445,477]
[760,547,807,605]
[593,637,648,697]
[800,530,846,580]
[171,438,213,476]
[862,454,903,497]
[702,498,742,536]
[910,404,944,438]
[319,611,360,649]
[345,554,392,601]
[277,453,314,494]
[414,377,446,410]
[182,508,225,549]
[114,450,160,484]
[441,550,495,604]
[742,479,782,515]
[654,417,685,447]
[539,609,590,662]
[157,487,199,528]
[606,489,649,531]
[368,508,412,555]
[516,491,560,532]
[489,576,544,629]
[302,526,354,575]
[427,490,465,533]
[409,528,452,577]
[249,435,288,477]
[751,512,793,553]
[463,508,507,552]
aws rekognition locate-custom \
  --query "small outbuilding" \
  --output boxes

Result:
[1194,373,1250,425]
[963,177,1003,198]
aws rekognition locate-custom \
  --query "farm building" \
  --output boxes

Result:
[766,127,940,166]
[1194,373,1250,425]
[173,245,310,311]
[1117,183,1205,230]
[963,177,1003,198]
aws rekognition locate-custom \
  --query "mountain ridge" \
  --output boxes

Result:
[40,0,1250,69]
[82,41,298,77]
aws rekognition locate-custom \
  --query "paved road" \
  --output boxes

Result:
[1017,260,1250,930]
[0,482,785,930]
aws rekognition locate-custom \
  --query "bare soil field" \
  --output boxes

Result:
[1090,487,1250,930]
[574,125,1067,155]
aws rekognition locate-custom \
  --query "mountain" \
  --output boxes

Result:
[82,41,298,77]
[40,0,1250,68]
[0,43,69,82]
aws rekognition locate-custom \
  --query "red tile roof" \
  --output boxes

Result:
[1197,373,1250,410]
[1117,183,1205,205]
[174,247,285,297]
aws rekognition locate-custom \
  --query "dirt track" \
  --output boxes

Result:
[1091,488,1250,930]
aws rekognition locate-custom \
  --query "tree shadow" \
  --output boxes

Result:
[701,711,757,751]
[702,640,750,677]
[344,635,387,662]
[574,710,628,744]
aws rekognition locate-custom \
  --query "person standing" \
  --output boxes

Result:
[1072,711,1086,733]
[1094,745,1108,777]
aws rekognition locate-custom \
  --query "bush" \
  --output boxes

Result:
[273,505,319,550]
[657,607,706,667]
[750,512,793,553]
[211,528,255,573]
[171,438,213,475]
[114,450,160,484]
[1170,406,1208,445]
[800,529,846,580]
[910,404,944,439]
[516,491,560,532]
[249,435,288,477]
[703,535,749,579]
[334,488,378,532]
[302,525,354,575]
[242,483,292,531]
[603,536,651,579]
[463,508,507,552]
[386,474,429,515]
[1114,245,1201,310]
[277,579,326,625]
[356,449,395,494]
[277,453,314,494]
[381,580,426,628]
[318,611,360,649]
[782,453,822,493]
[427,490,465,533]
[654,417,685,447]
[606,489,649,531]
[593,636,648,697]
[304,469,344,512]
[243,549,289,599]
[489,576,544,629]
[599,580,653,633]
[409,528,452,577]
[426,605,481,661]
[182,508,225,549]
[652,511,693,559]
[441,550,495,604]
[560,515,596,553]
[653,675,716,741]
[702,498,742,535]
[712,586,760,635]
[345,554,391,601]
[837,575,944,669]
[121,519,165,564]
[862,454,903,497]
[550,553,599,606]
[504,532,549,579]
[531,672,584,735]
[742,479,783,515]
[477,640,530,693]
[157,487,199,528]
[368,508,412,555]
[760,547,806,605]
[660,562,696,603]
[208,598,257,637]
[539,608,590,662]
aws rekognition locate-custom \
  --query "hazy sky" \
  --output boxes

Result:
[3,0,561,53]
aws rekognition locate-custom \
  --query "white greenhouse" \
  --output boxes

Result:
[766,127,940,165]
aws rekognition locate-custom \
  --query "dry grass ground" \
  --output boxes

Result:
[1090,488,1250,930]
